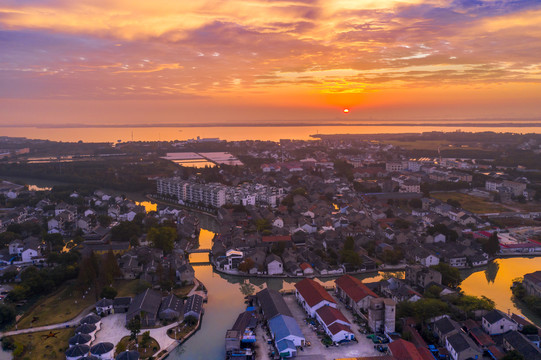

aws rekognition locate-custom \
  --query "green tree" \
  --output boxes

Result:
[502,350,525,360]
[0,304,16,327]
[127,315,141,341]
[147,226,177,253]
[140,331,151,348]
[101,250,121,285]
[111,221,142,242]
[483,233,500,257]
[238,258,255,273]
[431,263,461,288]
[100,286,117,300]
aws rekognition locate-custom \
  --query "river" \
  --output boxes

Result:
[169,224,541,359]
[1,123,541,143]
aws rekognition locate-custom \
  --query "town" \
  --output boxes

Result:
[0,131,540,360]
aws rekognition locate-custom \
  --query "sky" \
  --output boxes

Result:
[1,0,541,125]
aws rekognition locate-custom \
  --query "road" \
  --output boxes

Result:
[0,304,94,338]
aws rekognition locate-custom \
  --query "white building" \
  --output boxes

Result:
[294,278,337,317]
[482,310,518,335]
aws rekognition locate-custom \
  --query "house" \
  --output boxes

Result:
[159,294,183,320]
[113,297,132,313]
[523,270,541,297]
[316,305,354,342]
[433,316,461,345]
[294,278,336,317]
[445,332,482,360]
[256,288,293,321]
[503,331,541,360]
[388,338,425,360]
[176,263,195,285]
[482,309,518,335]
[299,262,314,276]
[95,298,113,316]
[367,298,396,333]
[405,265,442,289]
[184,294,203,321]
[335,274,378,314]
[126,289,162,327]
[268,314,305,347]
[265,254,283,275]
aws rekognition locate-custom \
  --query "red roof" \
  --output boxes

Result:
[262,235,291,243]
[316,305,350,327]
[417,347,436,360]
[388,339,423,360]
[294,278,336,307]
[299,262,313,271]
[327,322,352,336]
[335,274,378,303]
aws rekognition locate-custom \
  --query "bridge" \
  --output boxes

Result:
[186,248,212,254]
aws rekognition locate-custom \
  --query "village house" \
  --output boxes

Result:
[445,332,483,360]
[482,310,518,335]
[334,274,378,314]
[294,278,337,317]
[523,270,541,297]
[315,305,355,343]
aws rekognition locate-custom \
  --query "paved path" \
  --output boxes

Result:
[0,304,94,338]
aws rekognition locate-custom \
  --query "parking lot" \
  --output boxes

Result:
[283,294,382,360]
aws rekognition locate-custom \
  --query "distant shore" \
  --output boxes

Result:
[1,121,541,129]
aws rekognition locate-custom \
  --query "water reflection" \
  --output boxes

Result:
[460,257,541,326]
[484,261,500,284]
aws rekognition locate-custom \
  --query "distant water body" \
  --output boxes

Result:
[2,122,541,142]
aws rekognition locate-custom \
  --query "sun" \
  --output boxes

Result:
[343,108,350,114]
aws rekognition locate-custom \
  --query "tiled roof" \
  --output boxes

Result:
[256,288,292,320]
[295,278,336,307]
[388,339,423,360]
[335,275,378,303]
[327,322,352,336]
[316,305,349,327]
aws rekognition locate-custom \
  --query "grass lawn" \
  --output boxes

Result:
[7,328,73,360]
[166,321,197,340]
[114,279,141,298]
[172,284,194,299]
[431,192,509,214]
[16,282,96,329]
[116,335,160,358]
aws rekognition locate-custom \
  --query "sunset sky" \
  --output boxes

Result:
[1,0,541,125]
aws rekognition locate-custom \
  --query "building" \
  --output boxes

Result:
[335,274,378,314]
[126,289,162,327]
[157,178,226,208]
[523,270,541,298]
[256,288,293,321]
[367,298,396,333]
[433,316,461,345]
[265,254,284,275]
[268,314,305,357]
[159,294,183,320]
[95,298,114,316]
[405,265,442,289]
[294,278,336,317]
[386,162,404,172]
[184,294,203,321]
[90,342,115,359]
[482,310,518,335]
[503,331,541,360]
[315,305,355,343]
[445,332,482,360]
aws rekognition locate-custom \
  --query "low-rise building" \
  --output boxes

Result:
[523,270,541,298]
[295,278,337,317]
[482,309,518,335]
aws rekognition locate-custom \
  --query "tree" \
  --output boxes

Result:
[238,258,255,273]
[100,286,117,300]
[44,233,64,252]
[502,350,525,360]
[147,227,176,253]
[431,263,461,288]
[111,221,141,242]
[140,331,151,348]
[521,324,538,335]
[127,315,141,341]
[97,214,112,227]
[0,304,16,327]
[409,198,422,209]
[184,315,198,327]
[483,233,500,257]
[101,250,121,285]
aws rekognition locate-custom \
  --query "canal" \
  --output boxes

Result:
[170,224,541,359]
